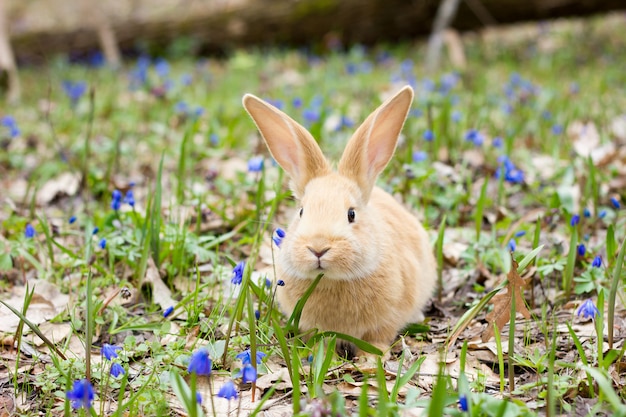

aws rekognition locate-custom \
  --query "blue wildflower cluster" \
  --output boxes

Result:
[163,306,174,318]
[231,261,246,285]
[66,379,94,409]
[111,188,135,211]
[174,101,205,119]
[495,156,524,184]
[235,349,265,384]
[102,344,125,377]
[412,151,427,163]
[272,228,285,247]
[217,380,238,400]
[188,349,212,375]
[465,129,485,146]
[301,96,323,125]
[1,115,20,138]
[248,156,264,173]
[503,73,538,108]
[24,223,35,239]
[576,299,599,320]
[62,80,87,107]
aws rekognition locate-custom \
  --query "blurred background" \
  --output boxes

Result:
[1,0,625,91]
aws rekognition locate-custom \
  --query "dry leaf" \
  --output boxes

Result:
[0,279,69,334]
[481,259,531,342]
[142,257,186,319]
[36,172,81,205]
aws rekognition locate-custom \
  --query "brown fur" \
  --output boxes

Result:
[243,86,437,354]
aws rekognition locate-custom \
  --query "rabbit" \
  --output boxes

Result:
[242,86,436,356]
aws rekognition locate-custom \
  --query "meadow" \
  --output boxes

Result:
[1,13,626,416]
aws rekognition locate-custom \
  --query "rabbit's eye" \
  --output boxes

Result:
[347,208,356,223]
[299,207,303,217]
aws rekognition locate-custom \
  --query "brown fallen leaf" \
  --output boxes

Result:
[481,258,531,342]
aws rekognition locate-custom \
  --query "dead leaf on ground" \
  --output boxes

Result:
[481,258,531,342]
[0,278,69,334]
[142,257,186,320]
[36,172,81,205]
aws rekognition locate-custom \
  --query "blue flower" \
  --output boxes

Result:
[210,133,219,145]
[66,379,94,409]
[124,190,135,207]
[514,230,526,237]
[412,151,427,163]
[599,210,607,219]
[492,137,503,148]
[583,208,591,218]
[102,344,121,361]
[273,228,286,247]
[92,227,99,235]
[217,380,238,400]
[277,279,285,286]
[255,309,260,320]
[570,214,580,227]
[292,97,303,108]
[163,306,174,318]
[24,223,35,238]
[577,244,586,257]
[154,58,170,77]
[248,156,264,173]
[99,238,107,249]
[423,130,434,142]
[495,156,524,184]
[188,349,212,375]
[459,394,468,412]
[592,255,602,268]
[240,364,257,383]
[196,392,202,404]
[62,80,87,107]
[236,349,266,365]
[1,115,20,138]
[465,129,484,146]
[508,239,516,252]
[451,110,462,123]
[69,216,77,224]
[110,363,125,377]
[336,116,354,131]
[410,109,423,118]
[610,197,620,209]
[111,189,122,211]
[303,108,320,123]
[551,124,563,135]
[231,261,245,285]
[576,299,599,320]
[130,56,150,88]
[175,101,189,114]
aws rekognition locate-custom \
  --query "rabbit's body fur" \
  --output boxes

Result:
[243,86,436,354]
[276,183,436,351]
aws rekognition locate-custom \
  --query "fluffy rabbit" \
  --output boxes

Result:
[243,86,436,355]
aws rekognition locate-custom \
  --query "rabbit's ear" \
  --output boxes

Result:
[243,94,331,198]
[338,86,413,202]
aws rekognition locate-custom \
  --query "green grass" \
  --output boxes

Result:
[1,13,626,416]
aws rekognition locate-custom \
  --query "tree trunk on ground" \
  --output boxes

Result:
[0,0,19,101]
[6,0,626,61]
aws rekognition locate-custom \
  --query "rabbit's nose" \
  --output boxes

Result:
[308,247,330,259]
